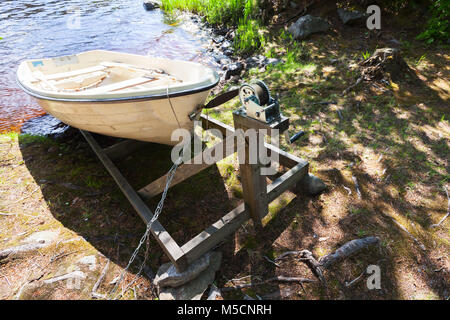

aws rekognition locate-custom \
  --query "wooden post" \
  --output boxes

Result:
[233,110,268,227]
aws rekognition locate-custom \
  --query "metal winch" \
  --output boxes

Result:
[201,79,305,144]
[238,80,281,124]
[238,80,305,144]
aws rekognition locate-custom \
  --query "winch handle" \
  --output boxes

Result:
[203,88,239,109]
[289,130,306,144]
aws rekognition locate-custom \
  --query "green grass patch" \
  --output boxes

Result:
[160,0,263,53]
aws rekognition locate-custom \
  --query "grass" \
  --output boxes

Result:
[160,0,263,53]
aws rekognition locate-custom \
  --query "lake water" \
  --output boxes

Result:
[0,0,217,132]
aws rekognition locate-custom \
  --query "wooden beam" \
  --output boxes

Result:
[181,203,249,265]
[233,112,268,226]
[201,113,301,168]
[138,134,237,199]
[102,139,148,161]
[80,130,187,271]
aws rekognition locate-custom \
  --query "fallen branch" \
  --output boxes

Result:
[341,77,363,96]
[431,186,449,228]
[92,260,110,298]
[299,250,327,289]
[0,272,11,287]
[352,176,362,199]
[221,276,316,291]
[274,251,301,261]
[389,217,426,251]
[343,186,352,196]
[319,237,381,268]
[0,241,50,260]
[345,270,366,288]
[263,255,281,267]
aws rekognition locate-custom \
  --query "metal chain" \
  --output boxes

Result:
[107,84,211,300]
[108,158,181,300]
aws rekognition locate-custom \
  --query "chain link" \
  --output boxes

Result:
[108,159,181,300]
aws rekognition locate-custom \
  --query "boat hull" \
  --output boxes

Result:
[33,89,210,145]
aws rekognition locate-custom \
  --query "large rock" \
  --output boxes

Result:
[143,1,160,11]
[288,15,329,40]
[337,8,364,25]
[154,252,212,288]
[158,251,222,300]
[298,173,327,196]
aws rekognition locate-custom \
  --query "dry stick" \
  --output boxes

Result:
[221,276,316,292]
[0,272,11,287]
[263,255,281,267]
[352,176,362,199]
[91,260,110,298]
[345,270,365,288]
[319,237,381,268]
[8,186,40,205]
[341,77,363,96]
[274,251,301,261]
[343,186,352,196]
[431,186,449,228]
[389,216,426,251]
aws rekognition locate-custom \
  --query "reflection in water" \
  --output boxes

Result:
[0,0,216,132]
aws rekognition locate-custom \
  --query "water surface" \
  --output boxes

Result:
[0,0,216,132]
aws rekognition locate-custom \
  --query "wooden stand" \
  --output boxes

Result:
[80,112,310,272]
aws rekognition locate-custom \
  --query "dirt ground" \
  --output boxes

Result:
[0,9,448,300]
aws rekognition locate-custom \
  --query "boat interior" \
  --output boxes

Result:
[18,50,219,99]
[29,60,182,94]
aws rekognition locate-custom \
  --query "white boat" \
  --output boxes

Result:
[17,50,219,145]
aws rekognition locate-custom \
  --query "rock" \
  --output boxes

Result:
[154,252,211,288]
[288,15,329,40]
[223,48,234,56]
[158,251,222,300]
[246,55,266,68]
[337,8,364,25]
[266,58,282,66]
[207,284,222,300]
[143,1,160,11]
[212,35,225,44]
[220,40,232,50]
[224,62,244,80]
[24,230,59,244]
[298,173,327,196]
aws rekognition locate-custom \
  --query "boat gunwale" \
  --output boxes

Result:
[16,76,219,103]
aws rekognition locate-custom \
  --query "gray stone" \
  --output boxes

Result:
[143,1,160,11]
[288,15,329,40]
[266,58,282,66]
[23,230,59,244]
[159,251,222,300]
[154,252,211,288]
[207,284,222,300]
[337,8,364,25]
[298,173,326,196]
[225,62,244,80]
